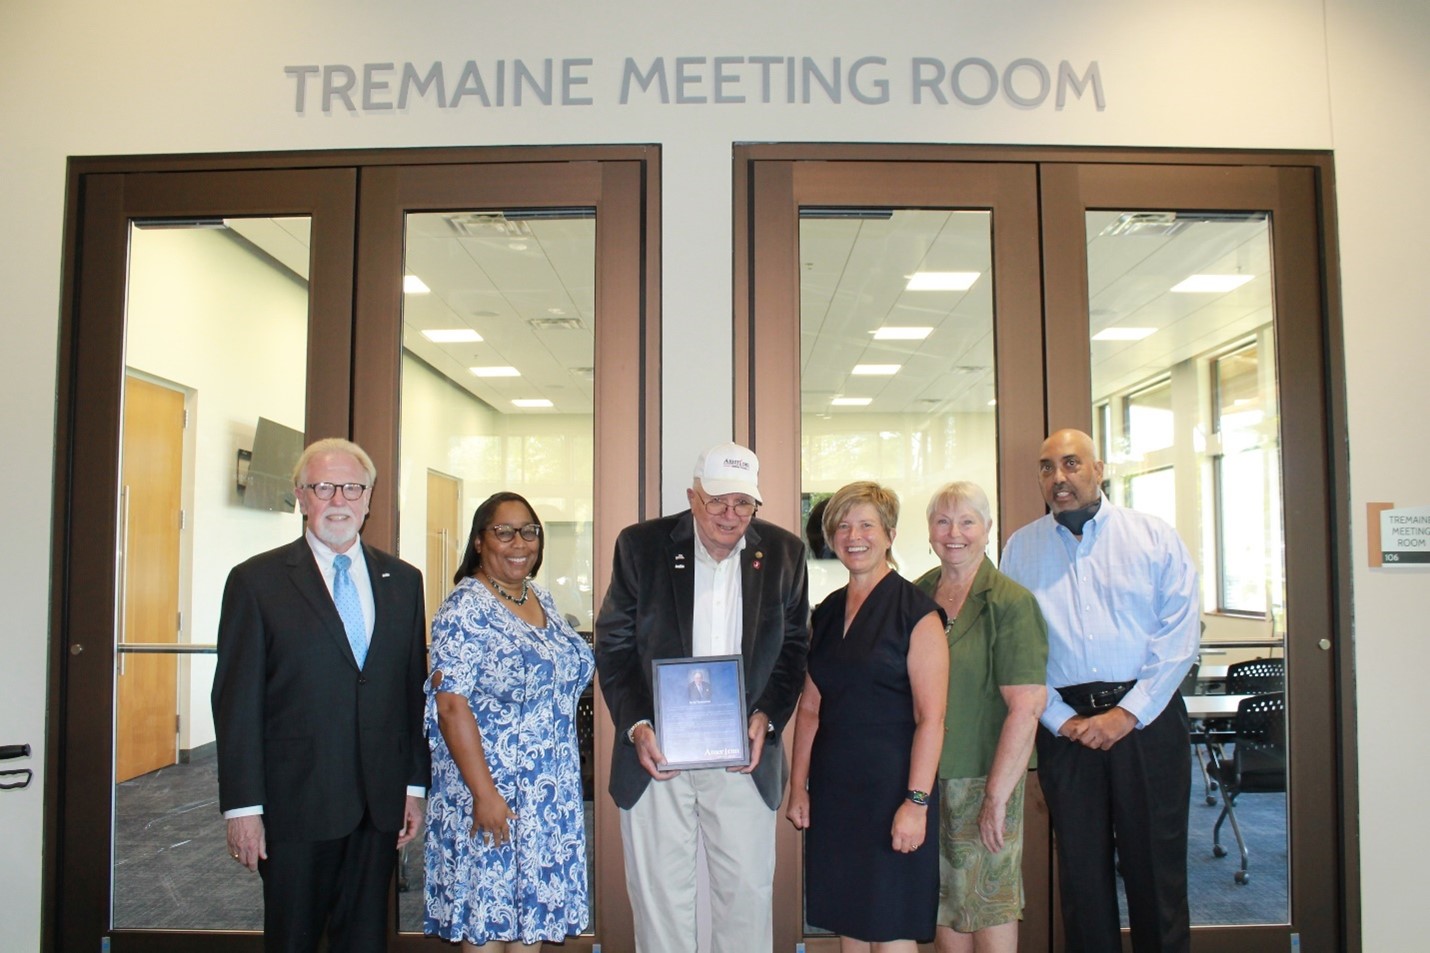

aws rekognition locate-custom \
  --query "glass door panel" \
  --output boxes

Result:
[111,217,313,930]
[394,208,597,934]
[1040,160,1343,951]
[50,165,356,951]
[1085,210,1288,925]
[738,153,1048,953]
[800,208,999,600]
[349,156,657,950]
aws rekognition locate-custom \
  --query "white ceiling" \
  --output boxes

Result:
[227,206,1272,417]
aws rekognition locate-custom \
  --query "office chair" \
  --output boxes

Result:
[1226,657,1285,694]
[1205,691,1286,884]
[1197,656,1286,803]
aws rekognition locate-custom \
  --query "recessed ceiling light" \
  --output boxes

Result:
[831,397,872,407]
[1170,274,1254,293]
[905,271,980,291]
[469,366,521,378]
[852,364,900,376]
[511,398,553,408]
[403,275,431,294]
[422,328,482,343]
[1091,327,1156,341]
[872,326,933,341]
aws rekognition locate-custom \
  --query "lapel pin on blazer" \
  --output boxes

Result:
[674,553,687,570]
[753,550,763,569]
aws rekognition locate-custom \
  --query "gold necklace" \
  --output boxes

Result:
[486,573,530,605]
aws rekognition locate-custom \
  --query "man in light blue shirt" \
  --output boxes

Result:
[1000,429,1199,953]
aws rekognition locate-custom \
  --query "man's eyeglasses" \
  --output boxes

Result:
[487,523,542,543]
[299,482,369,501]
[696,490,759,518]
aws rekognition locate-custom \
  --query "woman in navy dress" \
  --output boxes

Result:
[424,492,595,952]
[787,481,949,951]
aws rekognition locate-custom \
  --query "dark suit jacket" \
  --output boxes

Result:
[211,537,429,843]
[595,512,810,810]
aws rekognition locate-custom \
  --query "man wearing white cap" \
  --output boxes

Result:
[596,441,810,953]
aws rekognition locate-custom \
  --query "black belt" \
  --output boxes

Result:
[1057,680,1136,716]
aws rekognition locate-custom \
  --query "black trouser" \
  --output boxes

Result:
[259,811,398,953]
[1036,691,1191,953]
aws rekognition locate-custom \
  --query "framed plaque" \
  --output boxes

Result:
[651,655,750,770]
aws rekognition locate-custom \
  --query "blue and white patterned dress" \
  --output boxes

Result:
[423,575,595,945]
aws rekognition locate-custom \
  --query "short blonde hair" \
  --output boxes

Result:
[292,437,377,486]
[823,481,901,569]
[925,481,992,527]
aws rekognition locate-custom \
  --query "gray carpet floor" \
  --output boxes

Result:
[115,748,1286,933]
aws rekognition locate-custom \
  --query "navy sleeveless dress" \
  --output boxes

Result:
[805,571,943,942]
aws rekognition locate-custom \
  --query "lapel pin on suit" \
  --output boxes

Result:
[754,550,763,569]
[674,553,687,571]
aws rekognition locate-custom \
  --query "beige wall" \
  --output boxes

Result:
[2,1,1425,948]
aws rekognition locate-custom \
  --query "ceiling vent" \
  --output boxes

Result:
[528,316,585,331]
[1098,211,1268,238]
[444,212,536,239]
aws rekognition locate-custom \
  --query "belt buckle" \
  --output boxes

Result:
[1089,687,1120,711]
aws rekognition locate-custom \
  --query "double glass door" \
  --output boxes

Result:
[738,148,1345,952]
[51,151,656,952]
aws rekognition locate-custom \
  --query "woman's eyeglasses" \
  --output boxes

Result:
[487,523,542,542]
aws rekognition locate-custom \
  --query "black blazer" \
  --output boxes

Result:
[211,537,429,843]
[595,512,810,810]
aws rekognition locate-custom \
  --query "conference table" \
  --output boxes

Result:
[1185,693,1252,720]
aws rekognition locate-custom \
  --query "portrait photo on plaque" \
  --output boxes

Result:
[651,655,750,770]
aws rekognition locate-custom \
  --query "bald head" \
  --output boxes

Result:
[1037,429,1104,513]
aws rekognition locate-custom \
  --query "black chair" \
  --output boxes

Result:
[1205,691,1286,884]
[1226,657,1284,694]
[1198,656,1286,801]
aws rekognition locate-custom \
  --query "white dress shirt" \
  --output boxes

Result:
[692,530,745,658]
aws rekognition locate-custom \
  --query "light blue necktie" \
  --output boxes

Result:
[331,553,368,668]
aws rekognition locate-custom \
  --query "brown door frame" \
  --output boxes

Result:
[46,146,662,953]
[1039,158,1354,953]
[733,143,1357,953]
[47,163,358,953]
[349,150,661,952]
[735,149,1051,953]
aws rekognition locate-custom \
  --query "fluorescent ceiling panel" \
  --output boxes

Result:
[905,271,980,291]
[1170,274,1254,293]
[469,366,521,378]
[422,328,482,343]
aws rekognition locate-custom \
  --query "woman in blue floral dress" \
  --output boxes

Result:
[424,491,595,951]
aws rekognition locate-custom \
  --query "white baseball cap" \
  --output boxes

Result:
[693,442,763,503]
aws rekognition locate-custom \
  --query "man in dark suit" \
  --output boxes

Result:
[212,437,428,952]
[595,441,809,953]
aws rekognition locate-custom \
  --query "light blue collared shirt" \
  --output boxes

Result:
[999,497,1200,734]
